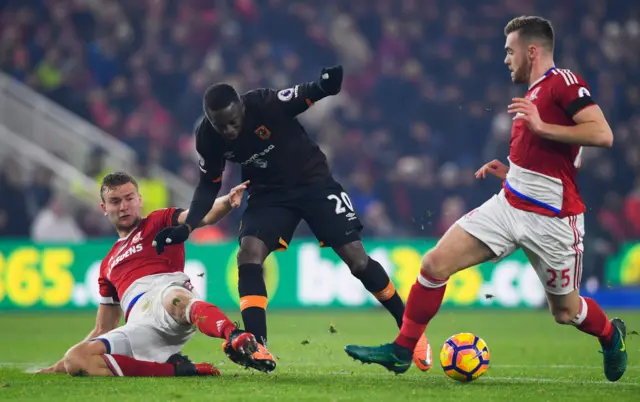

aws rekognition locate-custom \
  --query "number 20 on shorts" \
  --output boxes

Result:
[327,192,354,215]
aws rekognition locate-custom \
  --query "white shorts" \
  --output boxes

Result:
[94,281,197,363]
[456,190,584,295]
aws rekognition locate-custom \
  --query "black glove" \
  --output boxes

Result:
[318,65,343,95]
[153,224,191,255]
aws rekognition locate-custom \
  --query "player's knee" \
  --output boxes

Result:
[237,242,268,265]
[337,242,369,274]
[63,344,93,377]
[162,288,193,325]
[347,256,369,275]
[552,308,575,325]
[547,292,580,325]
[63,356,86,377]
[421,249,451,280]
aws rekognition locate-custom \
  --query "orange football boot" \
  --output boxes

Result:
[412,334,433,371]
[223,334,276,373]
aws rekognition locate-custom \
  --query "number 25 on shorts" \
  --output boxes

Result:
[546,268,571,289]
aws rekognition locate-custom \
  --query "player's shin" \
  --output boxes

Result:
[353,258,405,328]
[186,300,236,340]
[102,354,175,377]
[571,296,615,346]
[395,273,448,351]
[238,263,268,345]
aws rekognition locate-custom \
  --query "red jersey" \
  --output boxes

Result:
[504,67,596,218]
[98,207,185,307]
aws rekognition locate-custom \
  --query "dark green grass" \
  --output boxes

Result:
[0,310,638,401]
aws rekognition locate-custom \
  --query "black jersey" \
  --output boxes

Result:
[195,85,332,195]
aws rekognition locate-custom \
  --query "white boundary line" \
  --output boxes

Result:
[0,362,51,367]
[324,372,640,386]
[3,362,638,385]
[4,362,639,370]
[0,362,52,367]
[313,371,640,386]
[495,364,640,369]
[320,372,639,386]
[485,376,639,386]
[260,362,640,370]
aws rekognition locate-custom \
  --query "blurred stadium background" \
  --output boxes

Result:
[0,0,639,314]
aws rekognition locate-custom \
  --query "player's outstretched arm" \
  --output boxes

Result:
[37,304,122,374]
[154,173,222,254]
[177,180,249,227]
[270,65,343,117]
[153,120,228,255]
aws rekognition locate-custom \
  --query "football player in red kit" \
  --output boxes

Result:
[39,172,257,377]
[345,16,628,382]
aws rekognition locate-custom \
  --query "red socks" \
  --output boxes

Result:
[188,300,236,340]
[572,296,615,345]
[395,273,448,351]
[103,354,174,377]
[395,275,614,353]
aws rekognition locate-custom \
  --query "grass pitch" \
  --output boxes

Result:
[0,309,638,401]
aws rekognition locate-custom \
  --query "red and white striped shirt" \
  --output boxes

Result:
[504,67,596,218]
[98,208,185,311]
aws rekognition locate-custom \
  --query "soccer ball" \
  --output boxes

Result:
[439,333,490,382]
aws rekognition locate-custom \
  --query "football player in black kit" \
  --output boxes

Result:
[153,66,431,373]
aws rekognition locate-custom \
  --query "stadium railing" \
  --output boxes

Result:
[0,123,101,208]
[0,72,193,206]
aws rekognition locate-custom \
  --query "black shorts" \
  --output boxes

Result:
[239,179,363,252]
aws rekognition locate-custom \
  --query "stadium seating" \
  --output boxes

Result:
[1,0,638,282]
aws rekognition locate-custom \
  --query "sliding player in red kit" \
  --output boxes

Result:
[345,16,628,382]
[38,172,258,377]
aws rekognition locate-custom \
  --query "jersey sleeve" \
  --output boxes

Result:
[552,71,596,118]
[254,83,327,119]
[195,118,226,183]
[146,207,185,229]
[98,262,120,305]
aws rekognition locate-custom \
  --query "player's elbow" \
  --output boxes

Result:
[597,130,613,148]
[593,124,613,148]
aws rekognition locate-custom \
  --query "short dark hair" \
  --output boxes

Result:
[100,172,139,201]
[504,16,554,52]
[203,83,239,111]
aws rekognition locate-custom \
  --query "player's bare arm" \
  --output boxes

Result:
[153,179,246,253]
[508,98,613,147]
[541,104,612,147]
[37,304,122,374]
[176,180,249,227]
